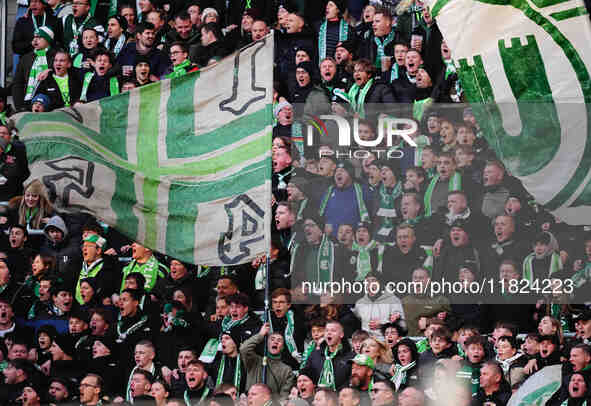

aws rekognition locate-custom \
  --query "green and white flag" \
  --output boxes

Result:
[507,364,561,406]
[13,35,274,265]
[430,0,591,224]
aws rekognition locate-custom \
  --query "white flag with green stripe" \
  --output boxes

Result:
[14,35,273,265]
[430,0,591,224]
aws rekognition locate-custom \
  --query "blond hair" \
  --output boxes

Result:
[362,337,393,364]
[17,179,53,229]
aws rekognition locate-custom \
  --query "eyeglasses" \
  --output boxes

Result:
[79,383,98,388]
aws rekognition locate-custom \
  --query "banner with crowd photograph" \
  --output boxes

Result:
[13,34,274,266]
[430,0,591,224]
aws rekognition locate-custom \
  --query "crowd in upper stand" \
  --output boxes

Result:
[0,0,591,406]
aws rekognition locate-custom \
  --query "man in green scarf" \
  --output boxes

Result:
[164,42,198,79]
[290,211,354,293]
[424,151,479,217]
[120,242,169,293]
[240,322,295,399]
[300,321,354,390]
[12,26,56,111]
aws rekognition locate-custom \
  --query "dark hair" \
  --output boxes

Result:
[136,22,156,34]
[125,272,146,289]
[271,288,291,303]
[121,288,142,301]
[175,10,191,21]
[494,322,518,337]
[534,231,551,245]
[393,338,419,364]
[497,335,518,350]
[572,344,591,357]
[132,368,154,383]
[374,7,393,19]
[89,307,113,325]
[353,58,376,76]
[465,335,487,349]
[90,48,114,65]
[170,41,188,53]
[227,292,250,307]
[201,22,221,39]
[430,326,452,343]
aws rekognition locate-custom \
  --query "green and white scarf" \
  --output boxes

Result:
[73,53,84,68]
[216,354,242,388]
[32,13,46,32]
[68,14,91,55]
[291,122,305,160]
[319,183,370,223]
[572,261,591,288]
[25,48,49,101]
[290,234,335,285]
[346,79,374,118]
[75,258,103,304]
[318,19,349,60]
[352,240,378,281]
[184,386,210,406]
[254,261,266,291]
[390,63,401,82]
[126,363,156,402]
[318,344,342,390]
[374,31,396,67]
[522,251,562,284]
[199,315,250,363]
[423,172,462,217]
[391,361,416,390]
[300,341,317,369]
[496,352,523,374]
[561,400,586,406]
[120,255,166,292]
[53,74,71,106]
[296,199,308,222]
[377,181,402,233]
[413,97,433,121]
[270,309,301,362]
[116,314,148,343]
[166,59,192,79]
[105,34,126,57]
[416,338,429,353]
[80,72,120,102]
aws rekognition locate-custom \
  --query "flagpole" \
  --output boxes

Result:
[262,255,270,384]
[263,70,273,384]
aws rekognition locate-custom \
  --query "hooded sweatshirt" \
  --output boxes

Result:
[40,215,82,287]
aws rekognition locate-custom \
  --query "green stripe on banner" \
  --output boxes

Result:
[99,92,130,160]
[167,70,200,155]
[136,83,162,249]
[165,160,270,263]
[550,6,589,20]
[158,133,270,177]
[431,0,452,18]
[113,170,139,242]
[23,135,140,239]
[166,107,271,159]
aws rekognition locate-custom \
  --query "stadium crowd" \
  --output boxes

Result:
[0,0,591,405]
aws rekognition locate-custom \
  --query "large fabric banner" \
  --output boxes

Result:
[14,35,273,266]
[430,0,591,224]
[507,364,561,406]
